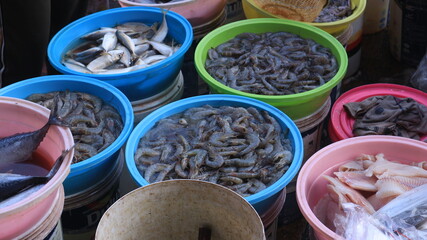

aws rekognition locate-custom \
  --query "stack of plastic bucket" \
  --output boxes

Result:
[328,83,427,143]
[0,96,74,240]
[124,94,303,236]
[0,75,134,240]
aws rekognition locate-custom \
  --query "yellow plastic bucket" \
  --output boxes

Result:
[242,0,366,35]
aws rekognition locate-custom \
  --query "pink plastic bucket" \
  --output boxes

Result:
[18,186,65,240]
[0,96,74,240]
[328,83,427,142]
[118,0,227,27]
[296,135,427,240]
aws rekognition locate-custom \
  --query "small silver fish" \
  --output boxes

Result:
[81,27,117,40]
[115,44,132,67]
[143,54,167,65]
[148,40,174,56]
[86,50,124,72]
[119,22,152,33]
[132,37,148,46]
[116,30,136,55]
[72,46,104,65]
[101,31,118,52]
[134,43,150,56]
[62,58,93,74]
[151,10,168,43]
[96,63,148,74]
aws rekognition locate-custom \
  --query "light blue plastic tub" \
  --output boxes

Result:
[48,7,193,102]
[125,94,303,215]
[0,75,134,196]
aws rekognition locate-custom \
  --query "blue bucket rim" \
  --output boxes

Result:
[47,6,194,78]
[125,94,304,206]
[0,75,134,175]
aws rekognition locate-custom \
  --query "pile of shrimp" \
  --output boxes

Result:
[27,91,123,163]
[314,0,353,23]
[205,31,338,95]
[134,105,294,197]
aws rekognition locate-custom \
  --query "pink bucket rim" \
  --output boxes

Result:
[329,83,427,142]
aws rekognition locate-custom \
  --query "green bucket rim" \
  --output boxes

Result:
[194,18,348,104]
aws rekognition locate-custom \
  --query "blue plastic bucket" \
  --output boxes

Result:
[48,7,194,102]
[0,75,134,196]
[125,94,303,215]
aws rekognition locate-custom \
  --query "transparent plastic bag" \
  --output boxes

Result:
[410,50,427,93]
[334,203,397,239]
[334,184,427,240]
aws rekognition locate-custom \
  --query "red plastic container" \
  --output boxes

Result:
[328,83,427,142]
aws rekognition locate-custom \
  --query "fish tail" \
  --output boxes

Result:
[48,114,70,128]
[46,145,75,180]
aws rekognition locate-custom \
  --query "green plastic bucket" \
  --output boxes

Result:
[194,18,348,120]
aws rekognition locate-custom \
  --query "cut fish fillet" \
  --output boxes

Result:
[338,160,364,172]
[334,171,378,192]
[367,193,395,211]
[375,175,427,199]
[365,153,427,178]
[324,175,375,215]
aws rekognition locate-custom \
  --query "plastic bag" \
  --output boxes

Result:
[333,184,427,240]
[410,50,427,93]
[334,203,398,239]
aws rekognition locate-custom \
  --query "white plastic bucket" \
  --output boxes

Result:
[61,152,123,240]
[132,71,184,126]
[294,97,331,165]
[344,14,363,80]
[262,188,286,240]
[278,97,331,225]
[363,0,390,34]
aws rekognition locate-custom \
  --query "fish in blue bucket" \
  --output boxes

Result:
[62,9,180,75]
